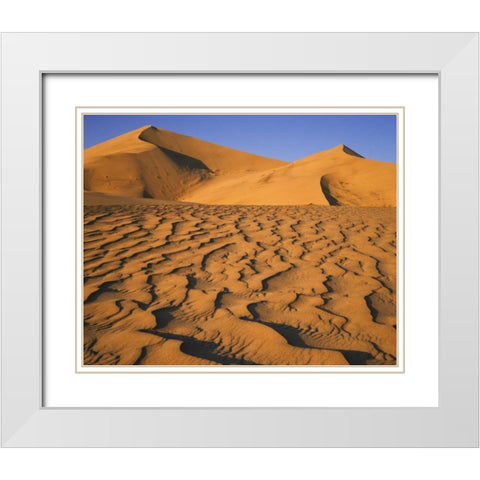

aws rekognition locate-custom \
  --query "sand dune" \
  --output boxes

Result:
[84,126,395,207]
[83,126,397,366]
[182,144,396,206]
[84,126,287,200]
[84,127,209,199]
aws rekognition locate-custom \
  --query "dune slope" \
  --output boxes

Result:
[84,126,287,200]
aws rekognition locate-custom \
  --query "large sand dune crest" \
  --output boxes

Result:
[84,126,287,200]
[138,126,288,172]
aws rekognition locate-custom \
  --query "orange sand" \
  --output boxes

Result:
[83,126,397,366]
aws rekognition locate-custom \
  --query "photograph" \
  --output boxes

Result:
[82,113,398,367]
[2,28,477,458]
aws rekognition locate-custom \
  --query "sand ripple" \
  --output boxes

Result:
[84,204,396,366]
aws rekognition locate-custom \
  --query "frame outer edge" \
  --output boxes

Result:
[438,35,479,445]
[1,32,479,447]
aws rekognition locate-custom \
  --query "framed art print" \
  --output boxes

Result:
[1,33,478,446]
[76,106,403,374]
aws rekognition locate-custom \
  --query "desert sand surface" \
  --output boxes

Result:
[84,126,397,366]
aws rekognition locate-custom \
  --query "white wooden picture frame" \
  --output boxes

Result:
[1,33,478,447]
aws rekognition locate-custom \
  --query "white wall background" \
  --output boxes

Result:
[1,1,479,478]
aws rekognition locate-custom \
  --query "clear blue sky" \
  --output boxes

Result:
[83,114,397,163]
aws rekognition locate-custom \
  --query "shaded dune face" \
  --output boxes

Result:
[84,127,212,200]
[84,127,396,207]
[138,126,287,172]
[83,126,397,366]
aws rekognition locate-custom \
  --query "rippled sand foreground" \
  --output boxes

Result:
[84,203,396,366]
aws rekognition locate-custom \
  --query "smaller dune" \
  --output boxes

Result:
[182,144,396,207]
